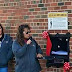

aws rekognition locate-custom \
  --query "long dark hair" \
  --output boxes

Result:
[16,24,30,46]
[0,24,4,35]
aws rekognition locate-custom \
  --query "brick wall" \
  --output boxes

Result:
[0,0,72,72]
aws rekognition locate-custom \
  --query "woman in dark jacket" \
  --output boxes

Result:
[0,24,13,72]
[12,24,43,72]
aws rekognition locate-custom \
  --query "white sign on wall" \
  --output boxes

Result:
[48,12,68,30]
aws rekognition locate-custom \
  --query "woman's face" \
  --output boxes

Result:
[23,28,31,39]
[0,26,2,35]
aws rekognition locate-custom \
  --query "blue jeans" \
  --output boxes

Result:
[0,67,8,72]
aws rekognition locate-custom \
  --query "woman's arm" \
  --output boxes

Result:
[12,41,28,58]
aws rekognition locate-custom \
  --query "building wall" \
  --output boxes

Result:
[0,0,72,72]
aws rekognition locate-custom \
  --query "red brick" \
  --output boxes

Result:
[67,6,72,9]
[0,10,3,13]
[26,19,32,22]
[46,0,50,3]
[32,5,37,8]
[33,19,38,22]
[68,14,72,17]
[47,68,53,71]
[27,5,31,8]
[54,30,61,33]
[1,20,5,23]
[48,30,54,33]
[39,26,44,29]
[54,7,60,10]
[14,3,17,5]
[45,4,50,7]
[39,19,44,22]
[2,17,8,20]
[48,7,54,10]
[23,9,29,12]
[35,8,40,11]
[45,19,48,22]
[37,1,40,3]
[51,3,57,6]
[28,1,30,4]
[65,2,71,5]
[26,12,32,15]
[0,1,4,3]
[33,12,38,15]
[10,0,14,2]
[30,16,35,18]
[61,6,67,9]
[69,42,72,45]
[61,30,68,33]
[11,27,15,29]
[43,0,45,3]
[69,30,72,33]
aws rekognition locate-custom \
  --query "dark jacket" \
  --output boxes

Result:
[12,38,43,72]
[0,34,13,67]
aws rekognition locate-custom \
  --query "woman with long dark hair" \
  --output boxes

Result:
[0,24,13,72]
[12,24,43,72]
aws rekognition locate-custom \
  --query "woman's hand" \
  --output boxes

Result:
[37,54,43,58]
[27,39,32,45]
